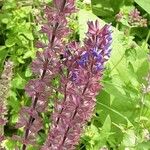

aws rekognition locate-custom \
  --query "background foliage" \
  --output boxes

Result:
[0,0,150,149]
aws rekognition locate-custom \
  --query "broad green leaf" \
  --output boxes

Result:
[110,0,124,12]
[0,46,6,51]
[13,6,32,18]
[91,0,114,18]
[17,35,29,45]
[1,18,9,24]
[134,0,150,14]
[17,57,25,64]
[20,6,32,15]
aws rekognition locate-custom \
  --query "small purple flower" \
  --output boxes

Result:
[71,72,78,82]
[79,22,112,73]
[78,52,89,67]
[95,63,104,71]
[91,47,102,61]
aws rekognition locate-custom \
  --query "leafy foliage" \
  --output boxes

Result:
[77,4,150,150]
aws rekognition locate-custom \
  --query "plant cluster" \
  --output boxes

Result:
[0,0,150,150]
[6,0,112,149]
[116,8,147,27]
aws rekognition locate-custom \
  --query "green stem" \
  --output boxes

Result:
[116,23,119,30]
[146,30,150,43]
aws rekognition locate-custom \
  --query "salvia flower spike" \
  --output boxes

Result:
[14,0,76,149]
[41,20,112,150]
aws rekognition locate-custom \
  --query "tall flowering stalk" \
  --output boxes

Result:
[15,0,112,149]
[14,0,76,149]
[0,60,13,146]
[41,21,112,150]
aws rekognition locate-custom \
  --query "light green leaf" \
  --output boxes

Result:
[12,74,27,89]
[8,91,20,112]
[5,37,16,47]
[134,0,150,14]
[25,67,32,77]
[95,115,112,149]
[23,31,34,40]
[91,0,114,18]
[101,115,111,133]
[23,51,34,59]
[17,57,25,64]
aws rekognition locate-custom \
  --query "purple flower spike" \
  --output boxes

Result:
[15,0,76,150]
[42,20,112,150]
[81,21,112,73]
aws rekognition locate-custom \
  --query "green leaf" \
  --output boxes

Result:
[17,57,25,64]
[2,0,17,10]
[25,67,32,77]
[23,31,34,40]
[2,139,17,150]
[23,51,34,59]
[136,141,150,150]
[5,37,16,47]
[134,0,150,14]
[101,115,111,134]
[8,91,20,112]
[20,6,32,16]
[91,0,114,18]
[0,13,12,24]
[12,74,27,89]
[0,46,8,73]
[94,115,112,149]
[110,0,124,12]
[1,18,9,24]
